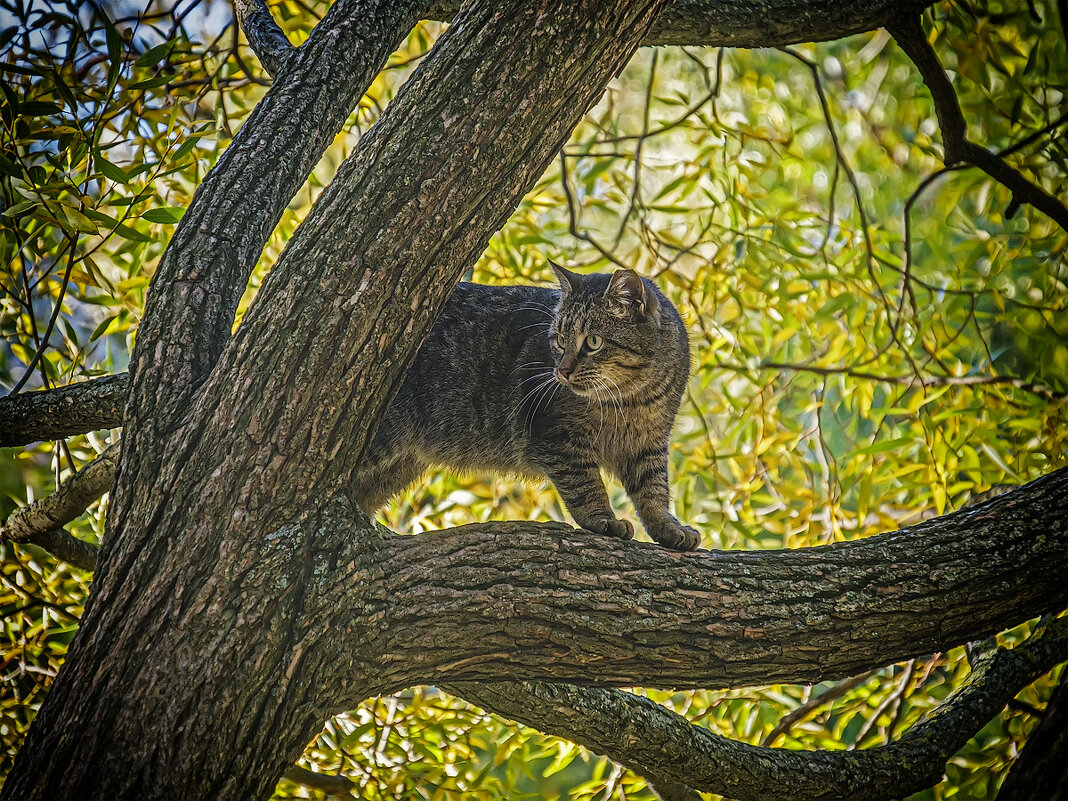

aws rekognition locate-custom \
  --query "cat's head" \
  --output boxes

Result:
[547,262,669,400]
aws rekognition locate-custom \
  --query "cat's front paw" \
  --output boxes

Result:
[650,521,701,551]
[583,516,634,541]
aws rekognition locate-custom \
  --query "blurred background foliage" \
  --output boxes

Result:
[1,0,1066,797]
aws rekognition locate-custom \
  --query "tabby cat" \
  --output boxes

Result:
[352,263,700,551]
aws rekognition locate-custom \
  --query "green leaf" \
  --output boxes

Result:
[88,314,117,342]
[129,74,175,90]
[134,39,176,68]
[95,155,129,184]
[102,13,123,90]
[0,62,41,76]
[141,207,184,224]
[59,205,99,234]
[2,200,37,217]
[0,154,22,177]
[846,436,914,458]
[17,100,63,116]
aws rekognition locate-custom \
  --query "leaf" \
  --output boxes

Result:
[17,100,63,116]
[134,39,176,69]
[846,436,913,458]
[89,314,117,342]
[102,13,123,89]
[141,207,184,224]
[129,74,176,90]
[0,154,22,177]
[2,200,37,217]
[95,155,129,184]
[59,205,99,234]
[0,62,41,76]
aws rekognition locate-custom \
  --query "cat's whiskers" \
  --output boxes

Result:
[520,370,559,434]
[531,378,564,435]
[600,374,627,432]
[512,360,549,380]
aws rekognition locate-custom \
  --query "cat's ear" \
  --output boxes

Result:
[549,260,582,297]
[604,269,647,315]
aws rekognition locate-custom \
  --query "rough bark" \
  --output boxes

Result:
[116,0,421,515]
[0,373,127,447]
[447,615,1068,801]
[1,443,114,571]
[425,0,932,47]
[360,470,1068,689]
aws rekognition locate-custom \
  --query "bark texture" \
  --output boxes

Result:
[446,615,1068,801]
[0,373,127,447]
[425,0,932,47]
[364,470,1068,689]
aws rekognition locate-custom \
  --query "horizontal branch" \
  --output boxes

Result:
[363,468,1068,691]
[1,444,116,571]
[281,765,354,797]
[446,615,1068,801]
[423,0,934,48]
[753,360,1068,401]
[0,374,128,447]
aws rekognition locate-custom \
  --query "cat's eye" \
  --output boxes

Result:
[550,333,563,350]
[585,334,604,351]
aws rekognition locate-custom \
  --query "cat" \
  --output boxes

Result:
[352,262,700,551]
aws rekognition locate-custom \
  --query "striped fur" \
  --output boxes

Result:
[352,264,699,551]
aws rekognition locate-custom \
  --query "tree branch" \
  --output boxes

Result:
[0,374,129,447]
[121,0,423,479]
[1,444,116,571]
[423,0,934,47]
[446,616,1068,801]
[364,468,1068,692]
[233,0,295,77]
[888,13,1068,231]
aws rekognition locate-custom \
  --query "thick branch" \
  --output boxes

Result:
[365,468,1068,691]
[1,444,116,571]
[121,0,422,493]
[424,0,933,47]
[234,0,295,77]
[889,14,1068,230]
[0,374,128,447]
[446,616,1068,801]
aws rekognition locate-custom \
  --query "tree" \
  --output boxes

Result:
[1,0,1067,799]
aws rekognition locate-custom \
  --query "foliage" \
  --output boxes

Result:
[2,0,1066,797]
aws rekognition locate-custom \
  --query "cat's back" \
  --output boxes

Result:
[416,281,556,369]
[383,281,557,467]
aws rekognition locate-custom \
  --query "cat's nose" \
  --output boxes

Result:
[556,364,574,381]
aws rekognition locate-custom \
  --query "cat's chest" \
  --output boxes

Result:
[573,400,666,465]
